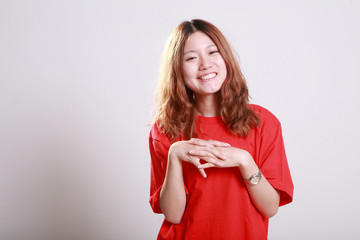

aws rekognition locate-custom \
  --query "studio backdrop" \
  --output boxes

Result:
[0,0,359,239]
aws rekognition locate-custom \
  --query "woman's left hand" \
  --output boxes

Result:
[188,138,253,169]
[189,138,280,218]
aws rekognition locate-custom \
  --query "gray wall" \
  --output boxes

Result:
[1,0,359,239]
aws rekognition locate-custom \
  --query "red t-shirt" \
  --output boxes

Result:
[149,105,294,240]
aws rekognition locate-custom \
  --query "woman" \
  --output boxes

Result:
[149,19,293,240]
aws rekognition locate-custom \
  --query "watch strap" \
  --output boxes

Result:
[243,169,262,185]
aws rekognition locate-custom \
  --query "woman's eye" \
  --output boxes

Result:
[210,50,219,54]
[186,57,196,61]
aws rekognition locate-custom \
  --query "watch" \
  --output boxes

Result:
[243,169,262,185]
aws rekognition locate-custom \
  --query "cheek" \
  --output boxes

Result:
[182,64,196,81]
[218,60,227,77]
[184,77,195,90]
[223,67,228,78]
[218,58,226,69]
[182,70,192,88]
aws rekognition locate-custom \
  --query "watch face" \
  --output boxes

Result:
[250,177,259,185]
[245,170,262,185]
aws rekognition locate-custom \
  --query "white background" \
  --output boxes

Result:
[1,0,359,239]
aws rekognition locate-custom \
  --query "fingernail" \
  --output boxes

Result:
[189,150,193,154]
[226,144,231,147]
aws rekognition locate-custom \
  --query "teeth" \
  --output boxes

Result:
[200,73,216,80]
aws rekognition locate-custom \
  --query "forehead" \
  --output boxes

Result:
[183,31,216,51]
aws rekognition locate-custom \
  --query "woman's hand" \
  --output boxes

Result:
[188,138,253,170]
[169,139,228,178]
[160,139,233,223]
[184,138,280,218]
[166,138,280,219]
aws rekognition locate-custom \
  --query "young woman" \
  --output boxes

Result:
[149,19,293,240]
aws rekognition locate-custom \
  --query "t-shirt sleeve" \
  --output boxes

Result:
[148,122,190,214]
[149,123,170,213]
[256,108,294,207]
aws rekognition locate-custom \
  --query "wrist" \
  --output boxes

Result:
[237,150,253,169]
[168,142,180,159]
[168,144,182,166]
[168,153,181,167]
[237,152,259,178]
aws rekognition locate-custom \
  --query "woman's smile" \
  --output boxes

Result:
[198,72,217,81]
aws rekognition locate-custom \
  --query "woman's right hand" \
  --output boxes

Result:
[160,139,230,223]
[168,140,228,178]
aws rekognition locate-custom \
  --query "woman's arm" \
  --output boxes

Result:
[159,146,186,224]
[190,139,280,218]
[159,140,228,224]
[236,150,280,218]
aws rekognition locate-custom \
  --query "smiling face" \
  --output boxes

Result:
[182,31,227,98]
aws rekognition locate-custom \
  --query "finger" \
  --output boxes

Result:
[188,149,223,158]
[198,162,216,169]
[189,149,226,161]
[207,139,231,147]
[189,138,231,148]
[187,155,200,166]
[207,148,227,161]
[188,138,213,147]
[199,156,225,167]
[198,168,207,178]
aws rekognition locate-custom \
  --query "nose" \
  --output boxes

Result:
[199,55,211,70]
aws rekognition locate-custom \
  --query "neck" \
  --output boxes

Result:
[194,93,219,117]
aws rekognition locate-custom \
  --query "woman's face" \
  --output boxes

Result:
[182,31,227,98]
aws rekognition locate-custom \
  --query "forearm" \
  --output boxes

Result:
[159,154,186,224]
[239,159,280,218]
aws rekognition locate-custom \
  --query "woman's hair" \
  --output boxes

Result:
[154,19,260,140]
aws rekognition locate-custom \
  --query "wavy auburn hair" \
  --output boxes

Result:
[154,19,260,140]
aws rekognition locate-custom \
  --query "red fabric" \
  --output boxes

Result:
[149,105,294,240]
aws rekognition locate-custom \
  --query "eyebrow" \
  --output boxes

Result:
[183,44,217,55]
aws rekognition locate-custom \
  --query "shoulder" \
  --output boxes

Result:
[249,104,281,129]
[149,120,173,145]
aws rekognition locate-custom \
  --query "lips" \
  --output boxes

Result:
[199,72,217,80]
